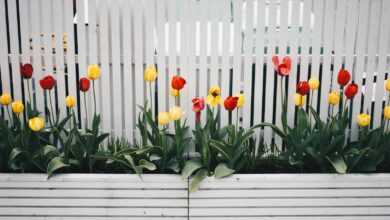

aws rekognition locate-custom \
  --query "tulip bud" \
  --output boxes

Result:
[297,81,310,96]
[87,64,101,80]
[308,78,320,90]
[294,93,305,107]
[29,117,45,132]
[144,65,158,82]
[20,63,33,79]
[171,75,186,90]
[385,79,390,92]
[65,96,76,108]
[357,113,371,127]
[11,101,24,114]
[224,96,239,111]
[337,69,351,86]
[158,112,170,125]
[39,75,56,90]
[384,106,390,120]
[0,93,12,106]
[328,91,340,106]
[170,88,180,97]
[169,106,183,121]
[236,93,245,108]
[344,83,358,99]
[79,77,90,92]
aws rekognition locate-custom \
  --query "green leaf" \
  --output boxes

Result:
[189,168,208,193]
[9,148,24,161]
[327,155,347,174]
[124,155,141,174]
[214,163,235,179]
[41,145,58,156]
[138,159,157,171]
[47,157,70,177]
[182,160,203,179]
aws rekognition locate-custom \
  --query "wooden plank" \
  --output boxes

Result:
[187,217,390,220]
[88,0,101,117]
[363,0,381,118]
[30,0,45,114]
[121,0,135,141]
[156,0,168,112]
[331,0,347,89]
[198,0,208,98]
[18,0,33,105]
[286,0,300,126]
[319,0,335,120]
[209,0,219,89]
[242,0,254,128]
[263,0,276,144]
[167,0,178,109]
[7,0,23,101]
[0,0,11,101]
[299,0,312,82]
[97,0,111,132]
[64,0,78,122]
[53,0,67,116]
[350,0,370,140]
[0,217,188,220]
[133,0,145,126]
[220,0,232,127]
[0,207,186,217]
[374,0,390,126]
[110,2,123,136]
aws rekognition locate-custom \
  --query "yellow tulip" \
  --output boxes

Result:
[386,79,390,92]
[28,117,45,132]
[357,113,371,127]
[144,65,158,82]
[170,88,180,97]
[294,93,305,107]
[169,106,183,121]
[237,93,245,108]
[208,86,221,97]
[206,95,222,107]
[308,78,320,90]
[87,64,101,80]
[158,112,170,125]
[0,93,12,105]
[328,91,340,106]
[11,101,24,114]
[65,96,76,108]
[384,106,390,120]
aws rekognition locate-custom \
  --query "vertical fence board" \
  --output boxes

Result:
[299,0,312,82]
[374,0,390,127]
[242,0,254,128]
[209,0,219,89]
[97,0,112,132]
[220,0,231,127]
[167,0,178,109]
[156,0,168,113]
[0,0,11,115]
[121,0,134,141]
[351,0,370,141]
[199,0,208,98]
[332,0,347,89]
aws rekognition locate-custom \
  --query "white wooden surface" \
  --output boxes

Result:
[189,174,390,219]
[1,174,390,219]
[0,174,188,219]
[0,0,389,146]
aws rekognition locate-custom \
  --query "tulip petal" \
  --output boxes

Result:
[272,56,280,67]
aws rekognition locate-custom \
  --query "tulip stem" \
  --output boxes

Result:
[93,81,97,116]
[236,109,239,132]
[49,91,55,126]
[84,93,88,129]
[27,81,32,105]
[149,83,153,116]
[6,107,13,125]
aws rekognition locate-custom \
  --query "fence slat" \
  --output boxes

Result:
[167,0,178,109]
[156,0,168,113]
[299,0,312,82]
[332,0,347,89]
[121,0,134,141]
[374,0,390,126]
[199,0,208,98]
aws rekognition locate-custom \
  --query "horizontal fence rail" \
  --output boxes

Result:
[0,0,389,145]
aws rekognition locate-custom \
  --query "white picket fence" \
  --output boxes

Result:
[0,0,390,145]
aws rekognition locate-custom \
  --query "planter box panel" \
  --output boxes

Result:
[0,174,188,219]
[189,174,390,219]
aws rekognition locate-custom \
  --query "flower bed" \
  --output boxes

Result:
[0,58,390,192]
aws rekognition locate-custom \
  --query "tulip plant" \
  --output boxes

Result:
[1,57,390,191]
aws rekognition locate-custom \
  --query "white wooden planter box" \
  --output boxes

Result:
[1,174,390,220]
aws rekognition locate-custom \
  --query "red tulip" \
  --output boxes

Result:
[192,97,205,122]
[39,75,56,90]
[224,96,239,111]
[171,75,186,90]
[272,56,291,76]
[297,81,310,96]
[20,63,33,79]
[79,77,90,92]
[337,69,351,86]
[344,83,358,99]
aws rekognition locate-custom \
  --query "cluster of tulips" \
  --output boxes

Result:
[144,65,245,126]
[0,63,102,131]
